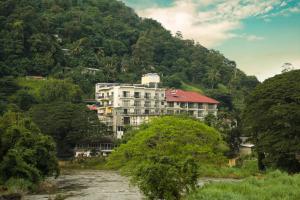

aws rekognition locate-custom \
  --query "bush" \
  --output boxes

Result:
[5,178,35,193]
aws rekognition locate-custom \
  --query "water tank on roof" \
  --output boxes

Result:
[141,73,160,86]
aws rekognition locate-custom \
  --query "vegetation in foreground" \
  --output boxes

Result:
[186,170,300,200]
[107,116,228,199]
[0,112,59,193]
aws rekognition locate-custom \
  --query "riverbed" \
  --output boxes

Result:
[25,170,144,200]
[25,170,241,200]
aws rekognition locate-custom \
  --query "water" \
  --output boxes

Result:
[25,170,144,200]
[25,170,241,200]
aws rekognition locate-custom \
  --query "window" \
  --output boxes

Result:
[145,93,151,99]
[134,109,141,114]
[188,103,194,108]
[180,110,187,114]
[134,92,140,98]
[198,110,204,117]
[145,101,151,107]
[198,103,204,109]
[161,101,165,105]
[122,91,130,97]
[117,126,124,131]
[123,109,128,114]
[155,101,159,107]
[208,104,216,109]
[167,110,174,115]
[123,117,130,125]
[180,103,186,108]
[145,109,150,114]
[168,102,174,107]
[134,100,141,107]
[188,110,194,116]
[122,100,130,107]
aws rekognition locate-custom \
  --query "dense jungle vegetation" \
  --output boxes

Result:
[0,0,258,105]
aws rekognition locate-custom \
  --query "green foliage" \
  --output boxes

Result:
[0,112,59,190]
[39,79,83,103]
[243,70,300,172]
[180,82,204,94]
[0,0,259,111]
[186,170,300,200]
[61,157,107,170]
[0,77,20,114]
[11,89,37,111]
[107,116,228,199]
[198,159,259,179]
[30,102,110,158]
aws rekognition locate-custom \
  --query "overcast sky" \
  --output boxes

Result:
[122,0,300,81]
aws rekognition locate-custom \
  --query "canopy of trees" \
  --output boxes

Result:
[107,116,227,199]
[30,102,110,158]
[0,0,259,106]
[244,70,300,172]
[0,112,59,189]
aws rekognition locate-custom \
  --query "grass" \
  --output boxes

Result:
[180,82,204,94]
[16,77,46,98]
[199,159,260,179]
[186,170,300,200]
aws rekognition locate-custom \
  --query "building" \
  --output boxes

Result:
[96,73,165,138]
[239,137,254,156]
[165,89,219,119]
[95,73,219,138]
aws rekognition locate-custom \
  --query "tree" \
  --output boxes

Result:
[244,70,300,172]
[107,116,227,199]
[39,79,83,103]
[0,112,59,188]
[11,89,37,111]
[30,102,110,158]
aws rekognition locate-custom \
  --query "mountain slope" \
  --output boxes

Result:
[0,0,259,110]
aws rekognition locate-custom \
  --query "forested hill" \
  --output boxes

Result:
[0,0,259,110]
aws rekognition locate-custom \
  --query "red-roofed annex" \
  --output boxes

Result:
[166,89,219,104]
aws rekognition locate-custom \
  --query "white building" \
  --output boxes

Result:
[96,73,219,138]
[96,74,165,138]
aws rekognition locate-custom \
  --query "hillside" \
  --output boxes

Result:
[0,0,259,110]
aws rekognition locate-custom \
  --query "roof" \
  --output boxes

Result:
[240,143,255,148]
[165,89,219,104]
[87,105,98,111]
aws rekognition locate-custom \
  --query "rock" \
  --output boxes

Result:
[0,193,22,200]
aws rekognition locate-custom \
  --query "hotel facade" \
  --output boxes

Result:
[96,74,219,138]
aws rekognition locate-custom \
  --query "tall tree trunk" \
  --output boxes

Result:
[258,152,266,171]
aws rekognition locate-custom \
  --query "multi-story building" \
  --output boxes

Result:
[96,74,165,138]
[165,89,218,119]
[96,74,219,138]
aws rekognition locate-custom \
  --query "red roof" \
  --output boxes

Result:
[166,89,219,104]
[87,105,98,111]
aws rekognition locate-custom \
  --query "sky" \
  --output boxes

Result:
[122,0,300,81]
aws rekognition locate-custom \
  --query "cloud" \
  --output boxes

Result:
[131,0,298,47]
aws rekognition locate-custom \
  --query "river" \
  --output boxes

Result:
[25,170,240,200]
[25,170,144,200]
